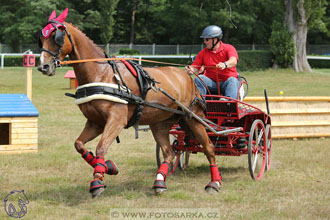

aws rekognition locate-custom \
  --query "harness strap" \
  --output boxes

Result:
[67,86,185,116]
[105,53,130,93]
[121,60,159,131]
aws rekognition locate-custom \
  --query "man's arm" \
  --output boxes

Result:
[216,56,238,70]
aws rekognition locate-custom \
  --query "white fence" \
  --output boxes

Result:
[1,43,264,54]
[1,43,330,55]
[1,53,329,70]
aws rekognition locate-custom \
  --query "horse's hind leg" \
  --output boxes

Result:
[185,119,222,193]
[149,122,175,194]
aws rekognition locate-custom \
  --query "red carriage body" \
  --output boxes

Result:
[157,95,272,180]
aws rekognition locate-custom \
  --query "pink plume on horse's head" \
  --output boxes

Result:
[42,8,69,38]
[48,10,56,21]
[56,8,68,23]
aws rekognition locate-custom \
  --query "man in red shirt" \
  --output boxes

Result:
[185,25,239,99]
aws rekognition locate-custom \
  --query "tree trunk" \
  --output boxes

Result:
[130,9,136,45]
[285,0,312,72]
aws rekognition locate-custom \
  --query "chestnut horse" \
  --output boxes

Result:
[38,8,222,197]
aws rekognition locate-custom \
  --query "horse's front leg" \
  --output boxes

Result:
[150,122,175,194]
[75,120,119,176]
[90,113,126,198]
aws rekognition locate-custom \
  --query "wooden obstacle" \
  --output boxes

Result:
[0,94,39,153]
[245,96,330,139]
[64,70,78,89]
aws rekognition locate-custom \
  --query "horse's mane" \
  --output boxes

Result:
[66,22,104,54]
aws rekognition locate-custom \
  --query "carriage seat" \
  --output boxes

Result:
[203,73,247,102]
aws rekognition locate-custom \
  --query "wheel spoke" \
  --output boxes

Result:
[256,129,263,145]
[252,151,258,171]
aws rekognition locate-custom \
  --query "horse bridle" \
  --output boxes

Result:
[39,19,74,68]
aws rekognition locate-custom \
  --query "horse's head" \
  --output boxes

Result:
[38,8,73,76]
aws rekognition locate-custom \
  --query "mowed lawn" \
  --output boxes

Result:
[0,67,329,220]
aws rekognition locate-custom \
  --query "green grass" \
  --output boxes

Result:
[0,67,330,219]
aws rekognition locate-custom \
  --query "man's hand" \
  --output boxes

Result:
[216,62,227,70]
[185,65,197,75]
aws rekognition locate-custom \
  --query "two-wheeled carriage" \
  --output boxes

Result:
[156,94,272,180]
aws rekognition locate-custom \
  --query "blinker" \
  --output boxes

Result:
[38,27,65,48]
[54,29,65,46]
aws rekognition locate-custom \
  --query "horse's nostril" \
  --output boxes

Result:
[42,64,50,72]
[37,64,50,74]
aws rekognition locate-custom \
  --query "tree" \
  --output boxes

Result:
[269,21,295,68]
[0,0,85,51]
[98,0,120,47]
[285,0,327,72]
[0,0,328,54]
[0,0,35,51]
[308,4,330,45]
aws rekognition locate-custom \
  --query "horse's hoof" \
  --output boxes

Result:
[152,180,167,195]
[154,187,167,195]
[105,160,119,175]
[91,187,105,198]
[205,181,221,194]
[90,179,106,198]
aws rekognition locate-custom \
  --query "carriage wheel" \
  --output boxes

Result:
[238,75,248,101]
[248,119,267,180]
[265,124,272,171]
[156,137,188,175]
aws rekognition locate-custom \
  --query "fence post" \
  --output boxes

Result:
[177,44,179,55]
[1,54,4,69]
[23,51,35,101]
[106,43,110,54]
[152,43,155,55]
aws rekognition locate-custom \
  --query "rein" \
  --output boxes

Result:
[44,25,217,125]
[59,57,218,70]
[61,56,216,96]
[60,57,185,67]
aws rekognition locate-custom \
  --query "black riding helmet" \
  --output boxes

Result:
[200,25,223,50]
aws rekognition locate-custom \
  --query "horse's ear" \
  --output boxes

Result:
[56,8,68,23]
[48,10,56,21]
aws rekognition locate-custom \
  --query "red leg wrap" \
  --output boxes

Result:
[93,156,106,176]
[82,149,97,167]
[210,164,222,182]
[157,161,170,180]
[105,160,118,175]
